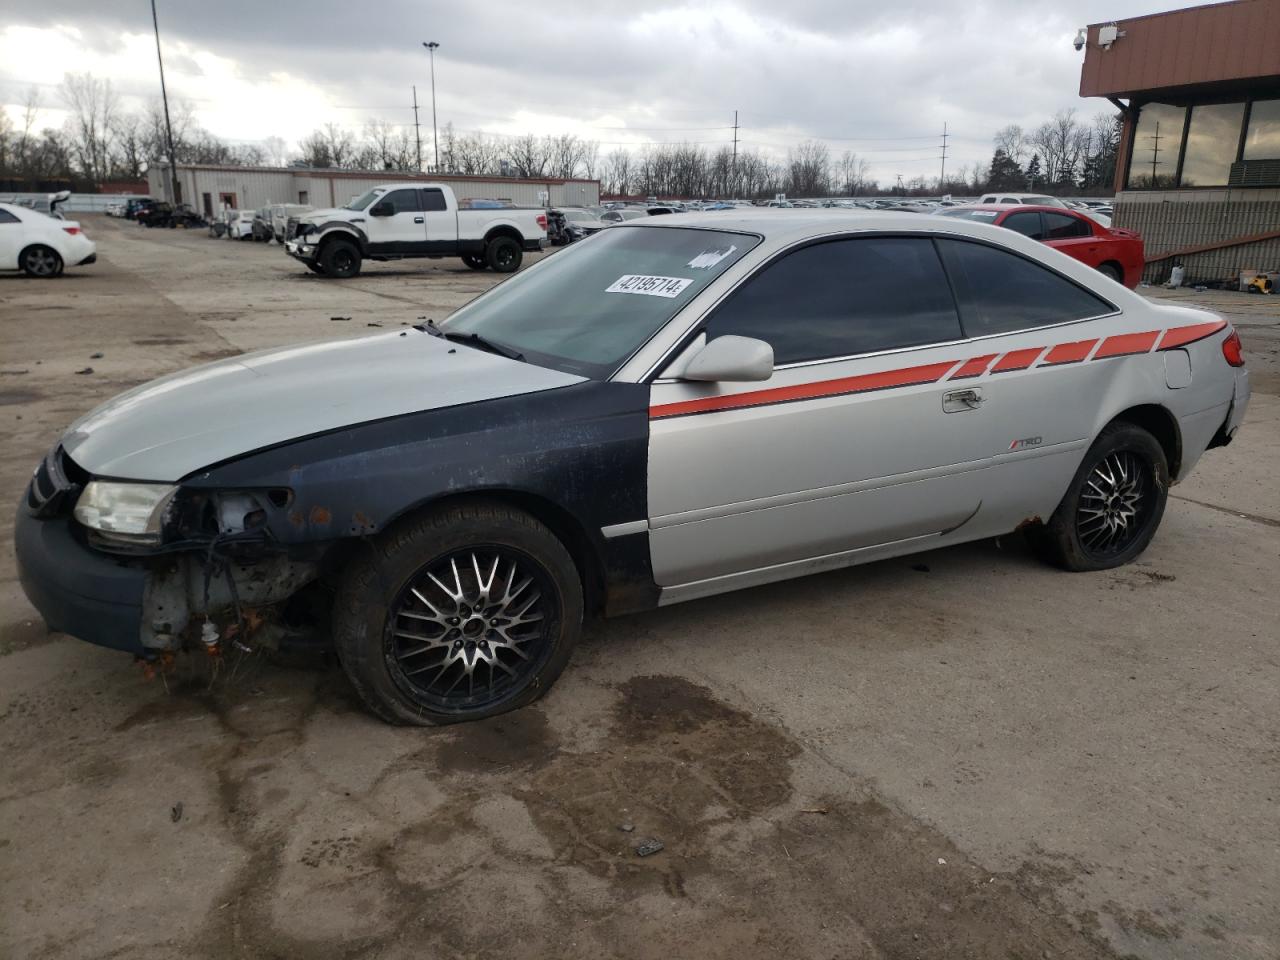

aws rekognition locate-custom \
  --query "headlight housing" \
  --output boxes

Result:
[73,481,178,544]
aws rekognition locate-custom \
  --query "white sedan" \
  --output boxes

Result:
[0,201,97,278]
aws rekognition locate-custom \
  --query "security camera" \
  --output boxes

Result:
[1073,28,1086,51]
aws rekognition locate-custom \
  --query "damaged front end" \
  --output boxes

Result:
[16,446,331,661]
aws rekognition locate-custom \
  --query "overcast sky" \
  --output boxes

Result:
[0,0,1200,185]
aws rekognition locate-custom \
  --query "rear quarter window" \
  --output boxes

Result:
[937,238,1114,337]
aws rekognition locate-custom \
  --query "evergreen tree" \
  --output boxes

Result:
[987,148,1023,190]
[1025,153,1043,188]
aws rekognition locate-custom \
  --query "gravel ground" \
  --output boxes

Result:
[1,216,1277,960]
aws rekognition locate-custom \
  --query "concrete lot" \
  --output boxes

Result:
[1,215,1277,960]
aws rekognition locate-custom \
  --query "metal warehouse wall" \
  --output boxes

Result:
[1115,188,1280,284]
[149,166,600,210]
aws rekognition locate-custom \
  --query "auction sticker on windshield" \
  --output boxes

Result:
[606,275,693,298]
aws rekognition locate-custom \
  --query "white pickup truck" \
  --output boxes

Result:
[284,182,548,278]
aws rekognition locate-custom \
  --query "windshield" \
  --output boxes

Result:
[345,188,384,211]
[442,226,758,378]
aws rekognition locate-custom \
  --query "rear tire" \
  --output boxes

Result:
[1097,262,1123,284]
[486,236,522,273]
[332,499,583,725]
[1027,422,1168,571]
[20,245,62,278]
[319,239,361,279]
[462,253,488,270]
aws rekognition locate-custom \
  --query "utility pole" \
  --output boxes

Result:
[423,42,440,172]
[150,0,180,205]
[939,121,949,190]
[412,85,422,171]
[731,109,739,194]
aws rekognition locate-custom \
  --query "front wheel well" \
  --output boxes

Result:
[1107,404,1182,479]
[364,491,606,617]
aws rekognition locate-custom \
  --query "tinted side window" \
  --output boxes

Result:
[381,189,421,214]
[0,208,19,224]
[937,239,1113,336]
[1002,211,1044,240]
[705,237,963,364]
[422,188,447,212]
[1043,211,1091,239]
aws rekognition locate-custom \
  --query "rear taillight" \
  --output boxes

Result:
[1222,329,1245,367]
[62,226,81,236]
[536,213,547,230]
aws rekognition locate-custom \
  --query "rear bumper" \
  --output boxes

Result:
[76,253,97,266]
[1210,367,1251,447]
[14,502,146,655]
[524,237,547,252]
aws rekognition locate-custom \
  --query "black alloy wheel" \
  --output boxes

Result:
[1027,421,1168,571]
[385,546,556,712]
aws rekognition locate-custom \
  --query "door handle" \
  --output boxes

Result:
[943,388,985,413]
[414,216,425,224]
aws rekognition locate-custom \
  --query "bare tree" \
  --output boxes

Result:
[109,112,146,179]
[993,124,1027,166]
[836,149,870,195]
[1030,109,1087,188]
[505,133,549,178]
[261,135,289,167]
[60,72,118,182]
[787,139,830,196]
[603,148,632,194]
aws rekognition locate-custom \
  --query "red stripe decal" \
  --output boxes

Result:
[948,354,998,379]
[1157,320,1227,350]
[1040,339,1098,366]
[990,348,1045,373]
[1094,331,1159,359]
[649,360,956,419]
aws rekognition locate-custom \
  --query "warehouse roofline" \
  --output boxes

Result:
[146,162,599,186]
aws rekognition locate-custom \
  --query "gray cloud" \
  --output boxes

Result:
[4,0,1205,179]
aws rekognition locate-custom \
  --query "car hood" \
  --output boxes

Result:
[302,207,352,222]
[61,332,585,482]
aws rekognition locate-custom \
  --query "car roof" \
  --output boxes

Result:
[945,203,1091,216]
[618,208,1038,245]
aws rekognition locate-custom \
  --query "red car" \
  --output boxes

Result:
[938,204,1144,288]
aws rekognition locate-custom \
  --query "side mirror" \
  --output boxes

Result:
[681,336,774,382]
[370,202,393,217]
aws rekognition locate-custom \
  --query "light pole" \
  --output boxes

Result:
[422,42,440,172]
[150,0,180,205]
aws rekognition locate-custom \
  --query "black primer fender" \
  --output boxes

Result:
[182,380,657,616]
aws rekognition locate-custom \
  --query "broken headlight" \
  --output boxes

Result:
[73,481,177,544]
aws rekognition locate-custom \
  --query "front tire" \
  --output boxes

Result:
[333,500,583,725]
[486,236,522,273]
[319,239,361,278]
[20,245,63,278]
[1028,422,1168,571]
